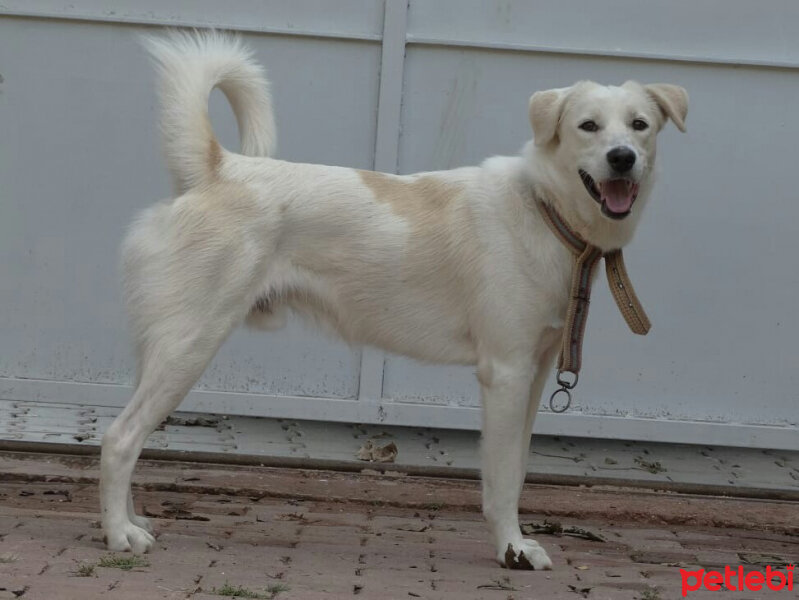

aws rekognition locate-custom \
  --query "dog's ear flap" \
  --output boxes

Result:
[529,88,569,146]
[645,84,688,132]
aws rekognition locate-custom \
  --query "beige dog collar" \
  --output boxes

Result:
[537,201,651,412]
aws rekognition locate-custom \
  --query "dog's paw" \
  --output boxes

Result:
[129,514,153,534]
[500,540,553,570]
[105,522,155,554]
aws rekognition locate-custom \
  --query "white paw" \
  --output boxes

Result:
[105,522,156,554]
[129,514,153,533]
[499,539,553,570]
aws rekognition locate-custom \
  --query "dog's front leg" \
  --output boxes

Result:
[480,358,553,570]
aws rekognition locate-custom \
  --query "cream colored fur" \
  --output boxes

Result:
[99,30,687,569]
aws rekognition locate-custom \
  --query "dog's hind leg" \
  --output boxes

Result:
[100,311,240,553]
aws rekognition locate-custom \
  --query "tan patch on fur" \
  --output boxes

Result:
[357,170,462,224]
[344,168,479,358]
[208,138,223,177]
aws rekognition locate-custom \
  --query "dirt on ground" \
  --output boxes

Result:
[0,451,797,599]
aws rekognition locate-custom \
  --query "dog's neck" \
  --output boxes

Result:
[537,185,641,252]
[520,142,649,253]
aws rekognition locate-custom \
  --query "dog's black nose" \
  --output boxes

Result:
[606,147,636,173]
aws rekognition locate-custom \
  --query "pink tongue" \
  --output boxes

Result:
[601,180,634,213]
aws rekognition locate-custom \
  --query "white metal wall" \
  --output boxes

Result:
[1,1,797,450]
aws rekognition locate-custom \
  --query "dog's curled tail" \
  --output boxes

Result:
[142,30,276,193]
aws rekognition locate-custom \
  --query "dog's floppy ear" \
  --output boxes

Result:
[645,84,688,132]
[529,87,569,146]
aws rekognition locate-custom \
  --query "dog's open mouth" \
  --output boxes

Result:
[578,170,639,220]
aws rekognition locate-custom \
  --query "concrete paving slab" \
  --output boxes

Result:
[1,453,798,599]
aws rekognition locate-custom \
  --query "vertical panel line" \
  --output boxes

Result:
[357,0,408,406]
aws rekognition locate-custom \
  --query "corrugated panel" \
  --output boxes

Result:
[0,18,376,399]
[2,400,798,497]
[0,0,385,40]
[394,44,799,431]
[407,0,799,67]
[1,1,797,450]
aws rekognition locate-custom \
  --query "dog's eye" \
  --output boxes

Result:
[632,119,649,131]
[578,120,599,132]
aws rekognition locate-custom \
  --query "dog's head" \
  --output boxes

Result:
[527,81,687,248]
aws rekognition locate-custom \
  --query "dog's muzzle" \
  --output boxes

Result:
[578,169,639,220]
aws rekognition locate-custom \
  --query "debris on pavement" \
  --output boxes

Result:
[477,577,517,591]
[738,552,792,567]
[522,519,606,542]
[144,499,210,521]
[568,583,592,597]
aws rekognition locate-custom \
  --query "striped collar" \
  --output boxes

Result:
[536,201,651,412]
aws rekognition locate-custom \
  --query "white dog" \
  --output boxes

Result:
[100,31,687,569]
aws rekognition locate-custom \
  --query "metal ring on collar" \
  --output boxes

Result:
[556,370,579,390]
[549,387,572,413]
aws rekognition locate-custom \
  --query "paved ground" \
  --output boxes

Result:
[1,452,798,599]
